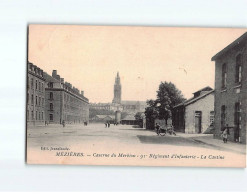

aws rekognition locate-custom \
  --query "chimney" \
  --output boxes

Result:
[60,78,64,83]
[56,74,60,80]
[81,91,84,96]
[52,70,57,78]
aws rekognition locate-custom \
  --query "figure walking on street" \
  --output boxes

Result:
[222,124,230,143]
[62,120,65,128]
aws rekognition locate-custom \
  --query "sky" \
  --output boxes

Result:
[28,25,247,103]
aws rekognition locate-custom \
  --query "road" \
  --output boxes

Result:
[26,123,246,167]
[27,123,225,151]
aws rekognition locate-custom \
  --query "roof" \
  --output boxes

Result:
[121,115,136,121]
[174,90,214,108]
[121,100,147,106]
[95,115,115,119]
[192,86,213,95]
[43,72,60,83]
[211,32,247,61]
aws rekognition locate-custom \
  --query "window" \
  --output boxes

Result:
[31,111,34,119]
[35,96,38,105]
[42,98,44,107]
[41,83,44,92]
[235,54,242,84]
[49,114,53,121]
[36,111,38,120]
[50,92,53,100]
[50,103,53,111]
[27,110,29,120]
[39,81,41,91]
[36,80,38,90]
[31,78,34,89]
[222,63,227,89]
[210,111,214,127]
[27,76,29,89]
[221,105,226,130]
[42,112,44,120]
[39,97,41,106]
[234,102,241,126]
[48,82,53,88]
[31,94,34,104]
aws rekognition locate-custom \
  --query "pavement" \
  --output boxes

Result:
[176,132,246,155]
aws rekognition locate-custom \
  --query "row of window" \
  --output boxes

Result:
[27,93,44,107]
[27,110,44,120]
[221,54,242,89]
[27,77,44,92]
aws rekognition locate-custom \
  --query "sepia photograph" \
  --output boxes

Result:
[26,25,247,167]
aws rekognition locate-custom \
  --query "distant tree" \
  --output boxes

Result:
[135,112,145,128]
[121,112,128,119]
[134,112,143,121]
[145,99,159,129]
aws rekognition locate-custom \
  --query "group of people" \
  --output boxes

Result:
[155,123,176,136]
[105,122,111,128]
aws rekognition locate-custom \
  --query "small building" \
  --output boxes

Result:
[173,87,214,134]
[121,114,138,125]
[212,32,247,144]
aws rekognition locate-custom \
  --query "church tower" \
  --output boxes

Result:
[112,72,121,104]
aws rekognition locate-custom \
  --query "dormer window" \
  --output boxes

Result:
[48,82,54,88]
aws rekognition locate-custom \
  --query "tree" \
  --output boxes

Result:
[144,82,185,129]
[156,82,185,123]
[121,112,128,120]
[134,112,143,121]
[145,99,159,129]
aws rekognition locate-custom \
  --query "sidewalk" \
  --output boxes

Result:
[176,132,246,155]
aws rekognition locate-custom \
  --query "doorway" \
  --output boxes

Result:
[195,111,202,133]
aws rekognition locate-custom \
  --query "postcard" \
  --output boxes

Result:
[26,25,246,167]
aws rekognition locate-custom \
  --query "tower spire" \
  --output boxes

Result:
[112,72,121,104]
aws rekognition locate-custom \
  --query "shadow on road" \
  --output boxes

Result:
[137,135,199,146]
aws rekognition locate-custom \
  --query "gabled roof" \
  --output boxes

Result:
[174,90,214,108]
[192,86,213,95]
[211,32,247,61]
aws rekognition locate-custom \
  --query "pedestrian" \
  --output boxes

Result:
[62,120,65,128]
[105,122,107,128]
[221,124,230,143]
[155,123,160,135]
[108,122,111,128]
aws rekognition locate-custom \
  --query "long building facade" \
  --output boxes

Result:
[27,62,46,126]
[44,70,89,124]
[212,32,247,144]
